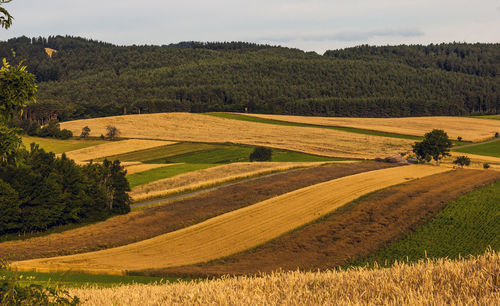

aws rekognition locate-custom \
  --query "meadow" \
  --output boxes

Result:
[128,163,216,188]
[69,251,500,305]
[356,177,500,266]
[21,136,106,154]
[453,139,500,158]
[243,113,500,142]
[60,113,414,159]
[11,165,447,274]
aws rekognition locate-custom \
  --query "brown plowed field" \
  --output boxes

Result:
[145,169,500,277]
[0,162,394,261]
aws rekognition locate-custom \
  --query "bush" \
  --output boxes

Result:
[495,132,499,138]
[483,163,490,169]
[56,129,73,140]
[250,146,272,162]
[453,155,471,168]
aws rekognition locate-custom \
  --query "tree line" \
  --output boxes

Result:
[0,36,498,122]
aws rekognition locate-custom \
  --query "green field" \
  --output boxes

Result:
[127,163,216,188]
[22,136,106,154]
[355,179,500,267]
[0,270,180,288]
[477,115,500,120]
[96,142,220,162]
[205,113,423,141]
[453,140,500,158]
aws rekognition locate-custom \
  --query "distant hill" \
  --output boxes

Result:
[0,36,499,122]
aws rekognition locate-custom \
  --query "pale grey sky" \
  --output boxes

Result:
[1,0,499,53]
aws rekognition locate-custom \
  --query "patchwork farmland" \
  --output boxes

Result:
[3,112,500,304]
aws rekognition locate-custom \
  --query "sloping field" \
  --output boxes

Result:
[124,163,177,176]
[453,139,500,158]
[12,165,447,274]
[156,169,500,277]
[130,161,339,201]
[0,162,393,261]
[70,251,500,306]
[22,136,106,154]
[64,139,176,162]
[60,113,413,159]
[244,113,500,142]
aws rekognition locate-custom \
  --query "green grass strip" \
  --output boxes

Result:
[205,113,423,141]
[22,136,106,154]
[0,270,183,288]
[354,179,500,267]
[453,140,500,158]
[475,115,500,120]
[127,163,217,188]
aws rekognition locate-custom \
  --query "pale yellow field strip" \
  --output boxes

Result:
[124,163,179,176]
[130,161,343,201]
[12,165,448,275]
[64,139,176,162]
[60,113,413,159]
[244,113,500,142]
[440,152,500,171]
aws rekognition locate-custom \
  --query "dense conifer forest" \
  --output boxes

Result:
[0,36,499,122]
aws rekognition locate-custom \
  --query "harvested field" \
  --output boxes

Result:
[123,163,176,176]
[244,113,500,142]
[130,161,339,201]
[60,113,413,159]
[12,165,447,274]
[154,169,500,277]
[64,139,176,162]
[70,251,500,306]
[441,152,500,170]
[1,162,392,262]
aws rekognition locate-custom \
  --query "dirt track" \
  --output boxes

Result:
[0,162,394,261]
[144,169,500,277]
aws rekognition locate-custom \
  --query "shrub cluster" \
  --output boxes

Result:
[0,144,130,235]
[250,147,272,162]
[15,118,73,139]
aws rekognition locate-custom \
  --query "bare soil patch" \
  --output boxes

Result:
[147,169,500,277]
[0,162,394,261]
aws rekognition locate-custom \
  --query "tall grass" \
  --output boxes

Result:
[69,250,500,305]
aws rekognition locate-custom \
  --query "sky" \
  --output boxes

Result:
[1,0,499,53]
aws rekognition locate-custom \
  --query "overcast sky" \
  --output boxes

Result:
[1,0,499,53]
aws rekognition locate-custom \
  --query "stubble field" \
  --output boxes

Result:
[60,113,414,159]
[12,165,447,275]
[243,113,500,142]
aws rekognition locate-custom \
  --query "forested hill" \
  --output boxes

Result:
[1,36,499,121]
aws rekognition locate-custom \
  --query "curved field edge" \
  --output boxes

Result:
[205,112,422,141]
[59,113,414,159]
[138,168,500,277]
[69,251,500,306]
[0,162,393,261]
[241,113,500,142]
[11,165,448,275]
[354,174,500,267]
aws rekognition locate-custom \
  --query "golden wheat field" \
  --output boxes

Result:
[130,161,343,201]
[244,113,500,142]
[69,250,500,306]
[12,165,448,274]
[63,139,176,162]
[60,113,413,159]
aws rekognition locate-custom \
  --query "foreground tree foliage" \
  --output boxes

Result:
[412,129,452,164]
[0,145,130,234]
[0,37,498,121]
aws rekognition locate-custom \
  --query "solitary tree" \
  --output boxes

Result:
[412,129,452,165]
[80,126,91,138]
[105,125,120,140]
[453,155,471,168]
[250,146,272,162]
